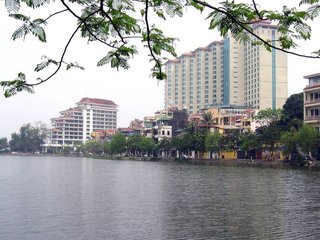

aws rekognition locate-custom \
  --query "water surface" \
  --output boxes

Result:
[1,155,320,239]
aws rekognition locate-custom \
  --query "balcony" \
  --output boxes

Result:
[304,116,320,122]
[304,83,320,90]
[304,99,320,105]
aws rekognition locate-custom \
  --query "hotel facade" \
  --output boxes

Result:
[47,97,118,148]
[164,22,288,114]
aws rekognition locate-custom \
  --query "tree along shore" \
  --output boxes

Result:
[4,152,320,170]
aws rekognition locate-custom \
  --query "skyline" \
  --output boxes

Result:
[1,1,319,139]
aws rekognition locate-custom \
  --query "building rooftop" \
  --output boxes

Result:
[208,104,251,110]
[60,107,81,113]
[304,73,320,79]
[165,40,225,64]
[77,97,117,106]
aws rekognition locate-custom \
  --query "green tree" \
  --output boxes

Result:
[103,141,111,155]
[240,132,258,153]
[9,122,48,152]
[282,92,304,130]
[297,124,318,158]
[109,133,126,155]
[283,93,304,121]
[221,129,241,152]
[171,133,192,158]
[127,134,143,156]
[1,0,320,96]
[0,138,9,152]
[140,136,156,157]
[157,138,172,157]
[280,131,299,156]
[255,124,282,152]
[254,108,284,126]
[183,122,206,157]
[83,140,104,155]
[200,111,215,131]
[205,132,222,159]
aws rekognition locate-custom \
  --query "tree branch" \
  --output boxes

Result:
[144,0,163,77]
[45,9,68,21]
[25,2,102,87]
[99,0,126,44]
[193,0,320,59]
[251,0,263,20]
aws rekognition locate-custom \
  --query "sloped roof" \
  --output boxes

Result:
[60,107,81,113]
[304,73,320,79]
[77,97,117,106]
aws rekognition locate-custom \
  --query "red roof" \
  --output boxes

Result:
[304,73,320,79]
[304,84,320,91]
[60,107,81,113]
[118,128,135,132]
[181,52,195,57]
[77,97,117,106]
[94,129,117,133]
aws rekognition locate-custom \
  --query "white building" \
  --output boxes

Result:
[47,97,118,149]
[164,21,288,114]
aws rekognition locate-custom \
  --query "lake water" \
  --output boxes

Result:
[1,155,320,240]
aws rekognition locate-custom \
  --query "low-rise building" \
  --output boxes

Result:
[303,73,320,132]
[91,129,117,141]
[142,108,188,142]
[203,105,256,134]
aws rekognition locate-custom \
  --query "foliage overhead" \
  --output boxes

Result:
[1,0,320,96]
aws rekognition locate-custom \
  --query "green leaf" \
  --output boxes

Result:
[11,23,30,40]
[9,13,30,21]
[66,62,85,70]
[299,0,320,6]
[34,57,58,72]
[5,0,20,13]
[97,45,137,70]
[294,22,311,40]
[0,72,34,97]
[30,24,46,42]
[23,0,51,8]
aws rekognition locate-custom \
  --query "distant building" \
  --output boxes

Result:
[45,97,118,150]
[129,118,143,131]
[204,105,256,134]
[141,108,188,142]
[303,73,320,132]
[91,129,117,141]
[118,128,141,137]
[164,21,287,114]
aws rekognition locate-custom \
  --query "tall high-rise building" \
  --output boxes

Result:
[49,97,118,147]
[164,22,288,114]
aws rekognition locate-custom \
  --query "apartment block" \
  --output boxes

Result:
[164,21,288,114]
[48,97,118,148]
[303,73,320,131]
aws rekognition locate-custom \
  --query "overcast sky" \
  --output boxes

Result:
[1,1,319,139]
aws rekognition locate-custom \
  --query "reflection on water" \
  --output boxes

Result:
[0,155,320,240]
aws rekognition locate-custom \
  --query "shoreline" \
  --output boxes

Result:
[3,152,320,170]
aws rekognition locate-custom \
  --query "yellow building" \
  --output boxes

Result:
[205,105,256,134]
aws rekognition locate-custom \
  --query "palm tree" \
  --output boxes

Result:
[201,111,215,131]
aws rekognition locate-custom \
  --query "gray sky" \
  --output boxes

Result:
[0,1,319,139]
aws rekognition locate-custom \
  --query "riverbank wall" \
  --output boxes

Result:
[3,152,320,170]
